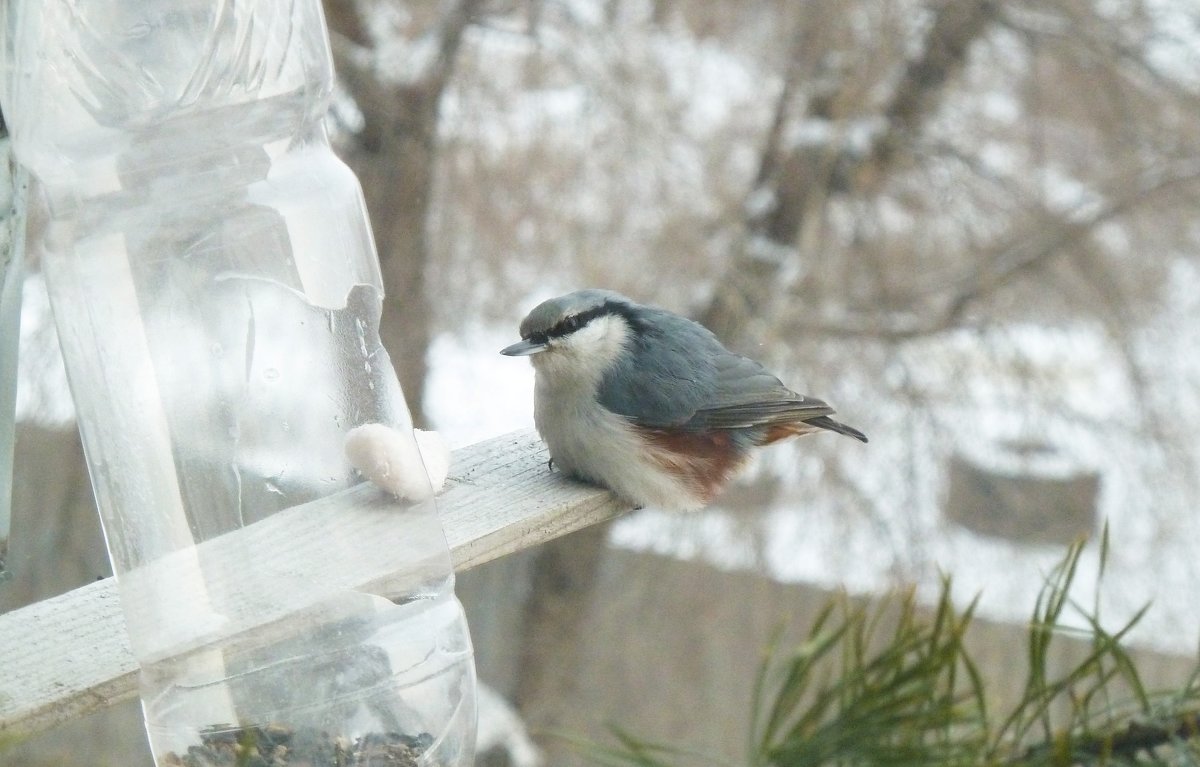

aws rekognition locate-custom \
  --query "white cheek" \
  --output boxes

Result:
[532,315,630,385]
[586,315,631,358]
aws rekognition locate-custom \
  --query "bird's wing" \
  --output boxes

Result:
[681,351,835,431]
[596,310,833,431]
[595,310,721,427]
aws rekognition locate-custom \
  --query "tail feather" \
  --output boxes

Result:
[807,415,868,443]
[761,415,869,445]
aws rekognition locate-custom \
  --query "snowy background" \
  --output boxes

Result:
[7,0,1200,764]
[12,0,1200,657]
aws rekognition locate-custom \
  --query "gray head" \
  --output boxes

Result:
[499,289,653,393]
[500,289,638,357]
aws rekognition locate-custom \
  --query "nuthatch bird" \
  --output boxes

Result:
[500,289,867,511]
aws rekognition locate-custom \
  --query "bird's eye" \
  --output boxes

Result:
[563,315,580,332]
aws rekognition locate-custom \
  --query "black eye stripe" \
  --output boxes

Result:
[524,300,640,344]
[541,304,611,339]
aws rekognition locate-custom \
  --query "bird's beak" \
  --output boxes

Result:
[500,338,548,356]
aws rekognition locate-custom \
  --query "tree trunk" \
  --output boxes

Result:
[511,522,612,762]
[324,0,483,426]
[701,0,997,350]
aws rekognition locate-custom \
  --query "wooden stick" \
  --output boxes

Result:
[0,429,630,738]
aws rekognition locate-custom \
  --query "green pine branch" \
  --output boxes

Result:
[580,531,1200,767]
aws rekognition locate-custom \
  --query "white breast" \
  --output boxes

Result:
[529,314,706,512]
[534,394,706,511]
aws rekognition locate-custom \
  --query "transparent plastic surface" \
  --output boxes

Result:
[0,139,21,581]
[4,2,475,763]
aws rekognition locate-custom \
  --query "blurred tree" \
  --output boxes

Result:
[7,0,1200,763]
[324,0,484,426]
[701,0,999,350]
[696,0,1200,355]
[430,1,1200,762]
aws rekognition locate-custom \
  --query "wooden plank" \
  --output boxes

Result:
[0,428,631,739]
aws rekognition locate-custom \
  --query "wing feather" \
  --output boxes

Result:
[683,353,834,431]
[596,307,833,432]
[595,309,718,426]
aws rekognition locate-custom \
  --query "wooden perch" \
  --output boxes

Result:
[0,429,631,740]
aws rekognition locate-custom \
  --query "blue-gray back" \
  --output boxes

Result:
[596,304,834,432]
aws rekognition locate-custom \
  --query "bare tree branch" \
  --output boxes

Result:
[785,164,1200,342]
[943,166,1200,324]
